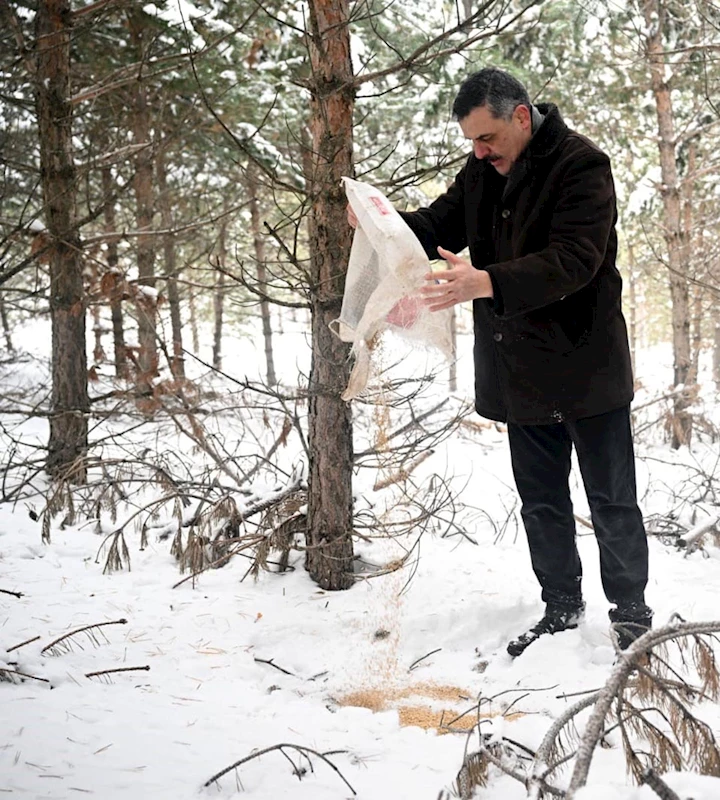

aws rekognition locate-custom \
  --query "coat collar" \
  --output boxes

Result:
[525,103,568,159]
[501,103,568,200]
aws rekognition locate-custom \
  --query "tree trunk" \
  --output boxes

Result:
[128,9,157,390]
[644,0,693,449]
[627,241,638,375]
[449,306,457,392]
[188,282,200,354]
[304,0,355,590]
[212,222,226,371]
[35,0,89,481]
[101,166,128,379]
[247,165,277,386]
[91,302,104,364]
[0,293,13,353]
[156,144,184,379]
[713,304,720,391]
[685,142,701,387]
[35,0,89,483]
[689,288,702,386]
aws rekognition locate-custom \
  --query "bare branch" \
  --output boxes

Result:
[203,742,356,795]
[677,514,720,553]
[6,635,41,653]
[86,665,150,679]
[354,0,542,87]
[641,768,681,800]
[41,618,128,656]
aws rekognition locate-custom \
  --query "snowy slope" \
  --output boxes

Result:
[2,325,720,799]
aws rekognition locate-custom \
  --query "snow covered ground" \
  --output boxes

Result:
[1,321,720,799]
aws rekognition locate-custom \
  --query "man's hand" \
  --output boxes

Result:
[420,246,494,311]
[347,205,358,229]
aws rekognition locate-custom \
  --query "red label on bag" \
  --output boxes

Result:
[386,295,421,329]
[369,196,391,216]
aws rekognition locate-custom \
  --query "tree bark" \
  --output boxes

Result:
[685,142,701,387]
[247,164,277,386]
[714,306,720,391]
[156,144,185,379]
[626,242,638,375]
[644,0,693,448]
[0,293,13,353]
[304,0,355,590]
[128,8,158,390]
[188,282,200,354]
[449,306,457,392]
[101,166,128,379]
[35,0,89,481]
[90,301,104,364]
[212,221,226,371]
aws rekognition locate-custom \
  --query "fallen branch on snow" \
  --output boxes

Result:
[677,515,720,554]
[447,619,720,800]
[41,618,128,656]
[0,667,50,684]
[641,768,681,800]
[6,635,41,653]
[86,665,150,680]
[203,742,356,795]
[253,657,295,676]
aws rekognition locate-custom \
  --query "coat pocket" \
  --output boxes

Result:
[512,317,575,355]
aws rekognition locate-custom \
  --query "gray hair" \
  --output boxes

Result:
[452,67,531,121]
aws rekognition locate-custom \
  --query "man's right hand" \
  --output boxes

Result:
[347,205,358,229]
[420,246,494,312]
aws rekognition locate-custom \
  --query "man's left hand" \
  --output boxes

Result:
[420,246,494,311]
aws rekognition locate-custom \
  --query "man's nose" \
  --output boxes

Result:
[473,141,489,159]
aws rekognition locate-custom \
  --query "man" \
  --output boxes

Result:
[351,67,652,657]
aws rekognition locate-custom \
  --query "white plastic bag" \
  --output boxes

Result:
[331,177,452,401]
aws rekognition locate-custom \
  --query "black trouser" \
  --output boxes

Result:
[507,405,650,618]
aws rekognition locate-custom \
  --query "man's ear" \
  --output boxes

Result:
[515,104,532,130]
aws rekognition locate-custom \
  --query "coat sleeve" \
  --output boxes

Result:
[397,161,470,260]
[486,150,616,318]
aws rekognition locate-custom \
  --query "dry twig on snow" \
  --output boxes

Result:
[86,665,150,680]
[41,618,128,656]
[203,742,356,795]
[0,667,50,685]
[6,634,41,653]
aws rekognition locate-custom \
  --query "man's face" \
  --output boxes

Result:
[459,103,532,176]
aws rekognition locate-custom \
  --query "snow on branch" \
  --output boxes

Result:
[678,515,720,554]
[446,619,720,800]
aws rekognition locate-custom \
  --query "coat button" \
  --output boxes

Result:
[501,209,511,219]
[493,332,503,342]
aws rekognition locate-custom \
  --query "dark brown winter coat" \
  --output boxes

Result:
[400,103,634,424]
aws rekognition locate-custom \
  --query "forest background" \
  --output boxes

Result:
[2,1,720,799]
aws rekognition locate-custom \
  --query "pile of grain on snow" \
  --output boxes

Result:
[337,682,524,732]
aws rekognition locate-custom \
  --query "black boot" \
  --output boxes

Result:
[507,603,586,658]
[609,604,653,651]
